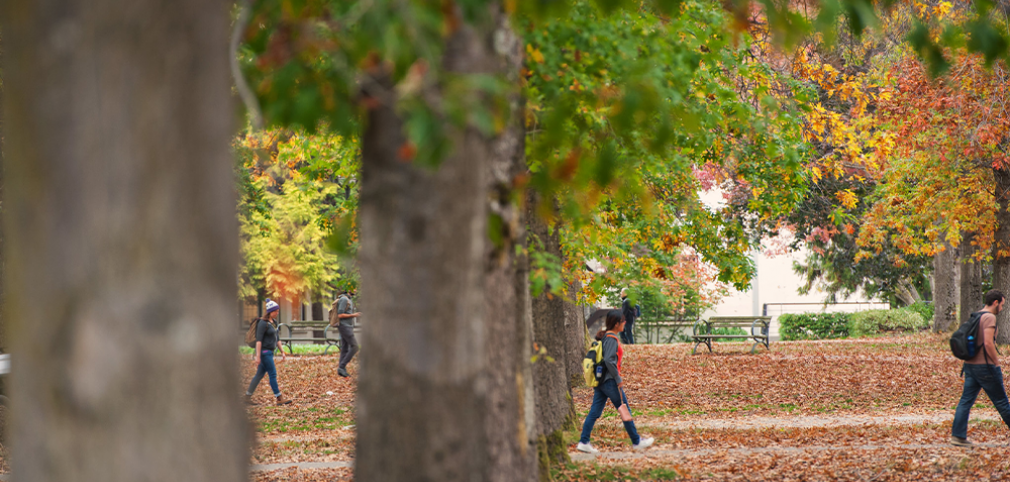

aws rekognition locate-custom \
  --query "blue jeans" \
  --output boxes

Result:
[247,350,281,397]
[621,321,635,345]
[580,379,640,444]
[952,364,1010,439]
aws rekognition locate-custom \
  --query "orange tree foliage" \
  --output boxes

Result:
[858,52,1009,263]
[235,128,361,301]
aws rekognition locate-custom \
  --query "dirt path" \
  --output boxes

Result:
[568,441,1003,463]
[651,412,1000,431]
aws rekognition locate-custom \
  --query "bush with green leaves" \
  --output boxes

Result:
[778,313,850,341]
[905,302,934,325]
[848,308,928,337]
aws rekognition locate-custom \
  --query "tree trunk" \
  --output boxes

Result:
[994,166,1010,343]
[564,281,587,392]
[354,5,535,481]
[484,13,538,482]
[528,200,574,479]
[960,233,983,327]
[0,27,5,353]
[894,278,922,306]
[932,241,959,332]
[2,2,247,481]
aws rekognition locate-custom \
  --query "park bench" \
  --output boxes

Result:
[275,321,348,355]
[691,316,771,354]
[637,319,701,344]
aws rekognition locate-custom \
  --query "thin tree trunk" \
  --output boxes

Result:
[932,240,959,332]
[354,4,534,480]
[2,2,247,481]
[894,278,922,307]
[960,233,983,327]
[994,166,1010,343]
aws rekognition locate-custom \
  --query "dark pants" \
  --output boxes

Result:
[580,379,640,444]
[247,350,280,397]
[621,320,635,344]
[338,324,359,370]
[952,364,1010,439]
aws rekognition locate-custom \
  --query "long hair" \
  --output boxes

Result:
[595,310,625,340]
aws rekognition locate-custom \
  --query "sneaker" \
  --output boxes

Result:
[575,442,600,454]
[950,436,972,447]
[338,368,350,377]
[633,437,655,451]
[276,394,293,406]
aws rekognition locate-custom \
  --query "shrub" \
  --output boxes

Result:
[848,308,928,337]
[778,313,850,341]
[905,302,934,324]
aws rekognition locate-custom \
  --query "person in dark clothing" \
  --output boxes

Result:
[576,310,654,454]
[330,289,362,378]
[951,289,1010,446]
[245,299,292,405]
[620,288,637,344]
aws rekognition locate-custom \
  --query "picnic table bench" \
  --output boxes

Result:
[691,316,771,354]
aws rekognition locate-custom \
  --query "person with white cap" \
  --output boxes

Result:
[245,299,292,405]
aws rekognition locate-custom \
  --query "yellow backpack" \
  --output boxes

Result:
[582,339,605,387]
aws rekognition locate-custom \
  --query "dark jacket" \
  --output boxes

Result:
[622,297,636,325]
[255,319,278,351]
[602,333,622,385]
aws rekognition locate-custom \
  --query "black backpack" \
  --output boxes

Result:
[951,311,985,360]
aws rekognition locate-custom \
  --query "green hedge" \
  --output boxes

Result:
[779,313,850,340]
[779,307,930,340]
[848,308,928,337]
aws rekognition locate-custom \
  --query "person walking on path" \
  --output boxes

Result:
[246,299,293,406]
[951,289,1010,446]
[576,310,654,454]
[331,289,361,378]
[620,288,637,344]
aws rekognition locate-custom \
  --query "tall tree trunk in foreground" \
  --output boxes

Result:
[355,5,535,480]
[932,241,959,332]
[994,166,1010,343]
[2,1,247,481]
[960,233,984,326]
[484,13,538,482]
[0,28,6,353]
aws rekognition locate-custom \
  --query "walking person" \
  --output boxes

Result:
[951,289,1010,446]
[577,310,654,454]
[331,289,361,378]
[620,288,637,344]
[246,299,293,405]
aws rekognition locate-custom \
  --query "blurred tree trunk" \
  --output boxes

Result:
[960,233,983,327]
[354,4,535,481]
[994,166,1010,343]
[2,1,247,481]
[932,241,959,332]
[0,27,6,353]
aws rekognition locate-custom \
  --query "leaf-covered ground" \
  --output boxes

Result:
[5,334,1010,481]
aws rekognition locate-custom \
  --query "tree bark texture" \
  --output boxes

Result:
[0,28,6,352]
[563,281,587,393]
[932,241,959,332]
[960,233,983,326]
[2,1,247,481]
[354,5,535,481]
[484,13,538,482]
[994,167,1010,343]
[528,202,574,478]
